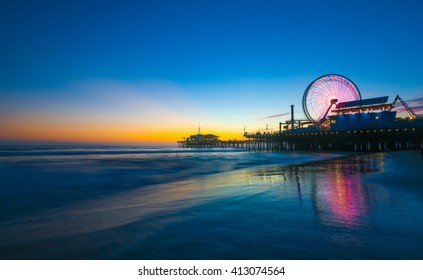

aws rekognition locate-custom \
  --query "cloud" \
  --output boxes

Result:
[0,79,210,143]
[258,112,290,121]
[405,97,423,103]
[396,97,423,114]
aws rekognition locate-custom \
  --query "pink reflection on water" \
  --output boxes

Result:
[317,161,368,228]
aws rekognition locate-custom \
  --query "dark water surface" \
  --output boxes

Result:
[0,146,422,259]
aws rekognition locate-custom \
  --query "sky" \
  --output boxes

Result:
[1,0,423,145]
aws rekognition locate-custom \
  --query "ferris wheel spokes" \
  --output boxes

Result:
[302,74,361,123]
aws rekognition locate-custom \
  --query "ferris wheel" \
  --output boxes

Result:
[302,74,361,123]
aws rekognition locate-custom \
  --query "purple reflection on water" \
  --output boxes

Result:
[318,168,367,227]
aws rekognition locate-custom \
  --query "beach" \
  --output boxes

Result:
[0,147,422,259]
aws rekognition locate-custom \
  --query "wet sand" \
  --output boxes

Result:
[0,149,422,259]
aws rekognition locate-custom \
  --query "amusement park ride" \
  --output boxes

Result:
[290,74,420,131]
[241,74,423,151]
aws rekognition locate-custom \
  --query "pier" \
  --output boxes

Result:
[177,75,423,152]
[244,127,423,152]
[177,139,247,148]
[178,127,423,151]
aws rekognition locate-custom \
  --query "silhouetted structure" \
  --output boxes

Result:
[178,131,246,148]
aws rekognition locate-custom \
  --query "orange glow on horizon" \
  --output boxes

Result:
[0,114,244,145]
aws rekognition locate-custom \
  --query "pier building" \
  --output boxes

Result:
[177,127,246,148]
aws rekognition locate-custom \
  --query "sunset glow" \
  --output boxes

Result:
[1,1,422,145]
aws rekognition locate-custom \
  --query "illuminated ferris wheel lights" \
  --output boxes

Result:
[302,74,361,123]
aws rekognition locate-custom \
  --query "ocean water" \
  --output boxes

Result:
[0,145,422,259]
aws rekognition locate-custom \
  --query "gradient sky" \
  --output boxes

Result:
[1,0,423,144]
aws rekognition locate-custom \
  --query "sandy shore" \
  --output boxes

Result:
[0,149,423,259]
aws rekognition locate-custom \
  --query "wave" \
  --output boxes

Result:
[0,145,246,157]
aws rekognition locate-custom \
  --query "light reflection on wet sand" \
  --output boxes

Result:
[247,156,379,228]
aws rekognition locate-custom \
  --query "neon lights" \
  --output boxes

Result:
[303,74,361,122]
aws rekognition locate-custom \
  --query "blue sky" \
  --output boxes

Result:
[1,0,423,143]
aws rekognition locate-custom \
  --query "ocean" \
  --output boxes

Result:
[0,145,422,259]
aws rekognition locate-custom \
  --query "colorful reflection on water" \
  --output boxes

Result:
[249,154,386,228]
[316,163,367,227]
[315,155,383,228]
[1,149,422,259]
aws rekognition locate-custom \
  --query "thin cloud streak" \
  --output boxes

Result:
[258,112,290,121]
[405,97,423,103]
[396,97,423,113]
